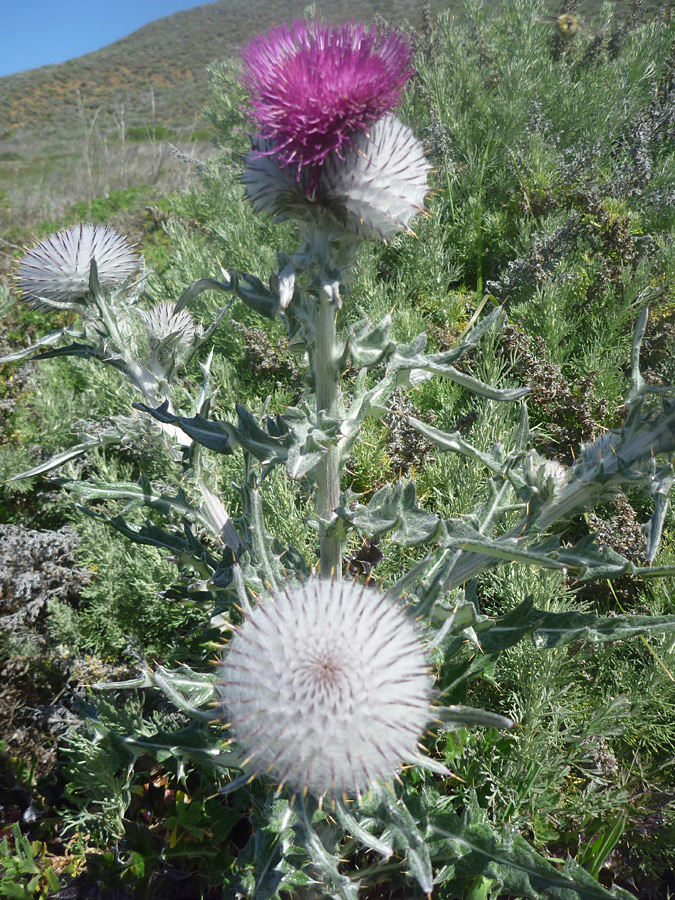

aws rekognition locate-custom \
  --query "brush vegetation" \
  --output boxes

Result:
[2,0,675,898]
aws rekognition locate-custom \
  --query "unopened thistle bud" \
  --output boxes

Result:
[525,452,569,500]
[217,578,435,799]
[574,431,621,482]
[17,224,139,310]
[142,302,197,353]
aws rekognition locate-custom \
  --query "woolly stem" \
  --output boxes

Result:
[314,291,342,578]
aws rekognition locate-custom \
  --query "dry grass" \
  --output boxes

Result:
[0,139,215,228]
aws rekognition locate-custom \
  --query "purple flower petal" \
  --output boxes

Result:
[240,19,415,176]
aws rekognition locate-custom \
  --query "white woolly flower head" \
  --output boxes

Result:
[142,302,197,353]
[323,114,431,240]
[242,139,315,222]
[138,302,198,385]
[17,224,140,310]
[242,114,430,242]
[217,578,435,799]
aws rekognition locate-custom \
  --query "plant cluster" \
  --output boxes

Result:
[3,3,675,898]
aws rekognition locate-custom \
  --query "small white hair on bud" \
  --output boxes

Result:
[217,578,434,799]
[575,431,621,481]
[17,224,139,309]
[142,302,196,350]
[241,115,430,242]
[241,138,313,220]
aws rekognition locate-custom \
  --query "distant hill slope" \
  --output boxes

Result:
[0,0,457,230]
[0,0,654,230]
[0,0,455,140]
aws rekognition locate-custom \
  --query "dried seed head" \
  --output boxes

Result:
[217,578,434,799]
[17,224,139,309]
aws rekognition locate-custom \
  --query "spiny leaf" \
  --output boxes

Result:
[134,400,233,453]
[430,806,634,900]
[471,596,675,652]
[344,313,396,368]
[340,480,441,545]
[376,787,433,895]
[10,431,122,481]
[0,327,69,363]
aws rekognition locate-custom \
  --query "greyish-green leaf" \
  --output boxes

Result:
[344,313,396,368]
[430,806,634,900]
[342,481,441,545]
[134,400,233,453]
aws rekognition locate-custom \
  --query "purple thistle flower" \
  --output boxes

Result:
[240,19,415,177]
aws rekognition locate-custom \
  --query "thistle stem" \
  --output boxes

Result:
[314,293,342,578]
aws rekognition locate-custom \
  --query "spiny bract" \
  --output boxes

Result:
[243,114,430,241]
[142,302,197,350]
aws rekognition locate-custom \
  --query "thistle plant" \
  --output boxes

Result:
[235,19,432,576]
[7,221,241,548]
[12,223,184,405]
[6,11,675,899]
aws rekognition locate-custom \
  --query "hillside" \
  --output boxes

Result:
[0,0,656,138]
[0,0,661,231]
[0,0,457,232]
[1,0,476,134]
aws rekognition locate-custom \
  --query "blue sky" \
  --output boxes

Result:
[0,0,209,78]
